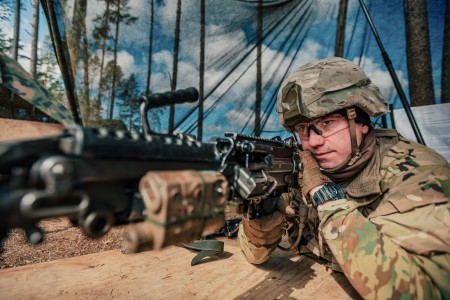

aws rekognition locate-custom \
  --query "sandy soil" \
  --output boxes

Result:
[0,218,126,269]
[0,203,240,269]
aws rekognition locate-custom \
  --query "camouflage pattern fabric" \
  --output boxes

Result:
[0,52,74,125]
[319,134,450,299]
[276,57,389,131]
[238,132,450,299]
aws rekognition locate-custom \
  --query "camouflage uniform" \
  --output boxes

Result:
[318,133,450,299]
[238,57,450,299]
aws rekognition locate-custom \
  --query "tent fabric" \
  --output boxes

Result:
[52,0,445,140]
[0,52,74,125]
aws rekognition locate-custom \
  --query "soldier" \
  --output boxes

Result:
[238,57,450,299]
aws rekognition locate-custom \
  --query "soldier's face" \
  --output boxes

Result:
[298,116,369,170]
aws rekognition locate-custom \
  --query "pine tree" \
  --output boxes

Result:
[118,73,139,130]
[30,0,39,77]
[108,0,138,120]
[0,27,12,53]
[0,1,13,52]
[37,36,66,105]
[0,0,13,22]
[404,0,435,106]
[11,0,20,60]
[103,60,123,119]
[92,0,113,121]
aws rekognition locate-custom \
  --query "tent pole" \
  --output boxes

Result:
[169,0,182,134]
[335,0,348,57]
[198,0,205,141]
[255,0,263,136]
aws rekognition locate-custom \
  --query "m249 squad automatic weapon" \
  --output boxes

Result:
[0,87,301,253]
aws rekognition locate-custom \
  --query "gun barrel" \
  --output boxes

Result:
[142,87,199,109]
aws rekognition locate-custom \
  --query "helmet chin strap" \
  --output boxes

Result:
[346,107,361,166]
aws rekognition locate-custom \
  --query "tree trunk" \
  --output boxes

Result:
[70,0,82,77]
[255,0,262,136]
[335,0,347,58]
[145,0,154,96]
[169,0,181,133]
[109,0,121,120]
[97,1,111,121]
[12,0,20,60]
[129,97,132,129]
[441,0,450,103]
[404,0,435,106]
[198,0,205,141]
[80,0,90,123]
[30,0,39,77]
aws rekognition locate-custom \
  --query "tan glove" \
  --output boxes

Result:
[298,150,331,197]
[277,190,300,216]
[241,211,285,248]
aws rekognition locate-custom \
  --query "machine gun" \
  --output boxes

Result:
[0,88,300,253]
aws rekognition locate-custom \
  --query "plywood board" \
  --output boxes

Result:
[0,118,63,142]
[0,237,360,299]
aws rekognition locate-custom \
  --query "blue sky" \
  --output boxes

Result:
[1,0,447,140]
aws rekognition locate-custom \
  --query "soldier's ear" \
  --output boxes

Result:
[361,124,369,135]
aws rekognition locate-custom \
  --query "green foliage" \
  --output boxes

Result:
[0,0,13,22]
[36,35,66,105]
[109,0,138,26]
[0,27,12,53]
[117,73,140,130]
[102,60,123,117]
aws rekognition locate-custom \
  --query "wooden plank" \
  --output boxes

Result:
[0,118,63,142]
[0,237,360,299]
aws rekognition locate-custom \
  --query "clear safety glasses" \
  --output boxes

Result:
[295,114,349,140]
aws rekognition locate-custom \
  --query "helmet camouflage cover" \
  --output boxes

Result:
[277,57,389,131]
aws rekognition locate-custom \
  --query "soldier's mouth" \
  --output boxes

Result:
[313,152,330,158]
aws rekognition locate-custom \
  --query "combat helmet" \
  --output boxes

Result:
[277,57,389,163]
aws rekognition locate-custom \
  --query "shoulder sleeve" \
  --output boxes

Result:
[374,137,450,254]
[318,200,450,299]
[316,138,450,299]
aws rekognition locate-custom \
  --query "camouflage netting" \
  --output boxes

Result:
[0,52,74,125]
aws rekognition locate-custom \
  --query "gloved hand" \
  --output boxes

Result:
[241,211,285,248]
[298,150,331,197]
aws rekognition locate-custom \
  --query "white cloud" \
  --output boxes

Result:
[86,49,142,91]
[150,50,173,91]
[225,107,254,128]
[291,39,323,67]
[153,50,172,69]
[0,20,13,38]
[261,111,282,132]
[103,50,141,78]
[311,0,339,23]
[85,1,107,34]
[355,56,408,100]
[128,0,151,19]
[116,50,139,78]
[204,123,226,135]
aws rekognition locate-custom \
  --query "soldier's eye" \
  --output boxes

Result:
[296,124,308,133]
[321,120,334,127]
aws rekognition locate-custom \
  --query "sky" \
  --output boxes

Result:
[0,0,447,140]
